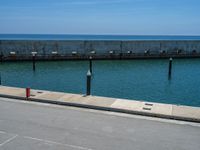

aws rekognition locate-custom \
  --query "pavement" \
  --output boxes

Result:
[0,86,200,122]
[0,97,200,150]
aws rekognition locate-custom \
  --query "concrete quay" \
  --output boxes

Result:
[0,85,200,123]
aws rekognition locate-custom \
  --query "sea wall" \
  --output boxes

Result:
[0,40,200,60]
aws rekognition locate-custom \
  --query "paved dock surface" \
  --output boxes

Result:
[0,86,200,122]
[0,97,200,150]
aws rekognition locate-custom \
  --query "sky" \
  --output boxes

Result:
[0,0,200,35]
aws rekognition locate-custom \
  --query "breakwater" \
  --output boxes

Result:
[0,40,200,60]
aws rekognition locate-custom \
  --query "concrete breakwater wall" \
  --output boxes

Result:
[0,40,200,60]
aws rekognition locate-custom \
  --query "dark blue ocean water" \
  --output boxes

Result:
[1,59,200,107]
[0,34,200,40]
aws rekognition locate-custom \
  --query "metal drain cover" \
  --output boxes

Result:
[143,107,152,111]
[145,103,153,106]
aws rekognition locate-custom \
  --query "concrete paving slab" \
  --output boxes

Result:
[84,96,116,107]
[62,95,91,104]
[36,92,65,101]
[0,86,24,97]
[141,102,173,116]
[58,93,84,102]
[59,95,115,107]
[58,94,75,100]
[172,105,200,119]
[29,90,47,98]
[111,99,143,111]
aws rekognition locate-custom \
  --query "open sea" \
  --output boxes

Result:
[0,34,200,40]
[0,34,200,107]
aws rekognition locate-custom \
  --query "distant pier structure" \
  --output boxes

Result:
[0,40,200,60]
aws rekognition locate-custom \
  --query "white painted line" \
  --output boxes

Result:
[24,136,93,150]
[0,130,92,150]
[0,135,18,147]
[0,131,7,134]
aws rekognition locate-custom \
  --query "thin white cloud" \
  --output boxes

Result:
[0,0,131,9]
[58,0,132,5]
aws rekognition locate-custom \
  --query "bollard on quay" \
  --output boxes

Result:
[26,87,31,99]
[0,53,3,62]
[86,70,92,96]
[89,56,93,74]
[0,73,1,85]
[32,53,36,71]
[168,57,173,79]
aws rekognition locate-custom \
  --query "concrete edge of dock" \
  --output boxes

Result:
[0,85,200,123]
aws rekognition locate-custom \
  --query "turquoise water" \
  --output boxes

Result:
[0,59,200,107]
[0,34,200,40]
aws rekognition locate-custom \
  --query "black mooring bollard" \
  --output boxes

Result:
[0,73,1,85]
[0,53,3,63]
[168,57,173,79]
[86,70,92,95]
[89,56,93,74]
[32,54,36,71]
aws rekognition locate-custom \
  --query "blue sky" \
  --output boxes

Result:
[0,0,200,35]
